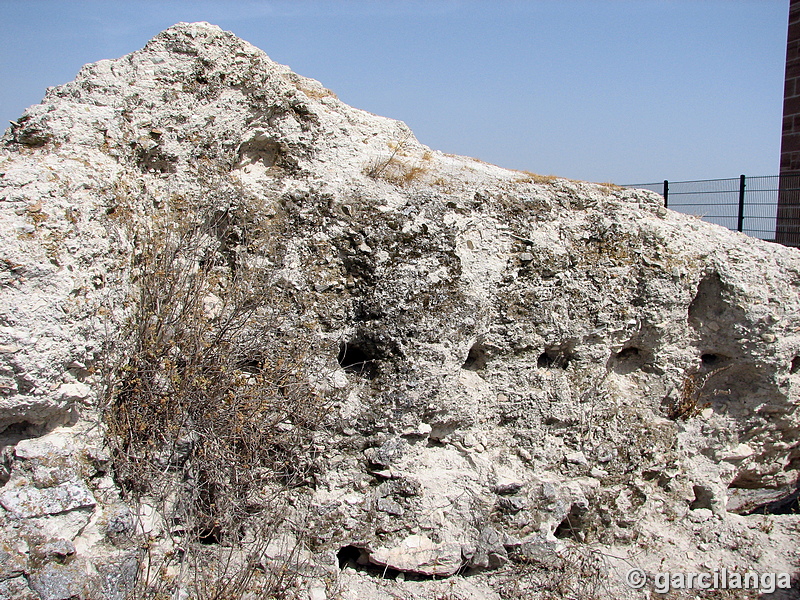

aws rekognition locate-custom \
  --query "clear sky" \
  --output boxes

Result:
[0,0,789,184]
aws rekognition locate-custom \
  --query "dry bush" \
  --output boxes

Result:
[103,206,336,599]
[364,155,428,187]
[364,135,429,187]
[669,365,731,420]
[497,544,611,600]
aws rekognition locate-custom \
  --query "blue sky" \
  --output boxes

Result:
[0,0,789,184]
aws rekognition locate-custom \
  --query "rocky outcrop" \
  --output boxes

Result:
[0,22,798,600]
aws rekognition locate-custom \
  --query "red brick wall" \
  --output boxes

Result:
[781,0,800,173]
[777,0,800,245]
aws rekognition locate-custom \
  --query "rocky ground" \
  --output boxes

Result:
[0,21,798,600]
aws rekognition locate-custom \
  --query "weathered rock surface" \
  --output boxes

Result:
[0,21,798,600]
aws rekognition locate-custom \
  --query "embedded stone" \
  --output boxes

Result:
[369,534,462,576]
[0,481,95,518]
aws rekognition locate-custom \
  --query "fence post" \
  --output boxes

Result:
[737,174,746,232]
[663,180,669,208]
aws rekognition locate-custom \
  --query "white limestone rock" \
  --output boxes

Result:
[369,533,463,577]
[0,481,95,519]
[0,20,798,600]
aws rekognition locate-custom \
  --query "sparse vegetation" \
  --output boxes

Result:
[296,83,338,100]
[103,202,338,598]
[364,135,429,187]
[432,176,451,189]
[284,70,338,100]
[25,202,49,226]
[669,365,731,420]
[498,544,610,600]
[513,170,559,185]
[512,172,625,192]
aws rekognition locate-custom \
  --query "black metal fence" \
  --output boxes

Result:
[624,175,800,247]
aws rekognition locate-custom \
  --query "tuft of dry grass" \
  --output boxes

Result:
[597,181,624,194]
[513,170,559,185]
[364,135,429,187]
[366,159,428,187]
[297,82,337,100]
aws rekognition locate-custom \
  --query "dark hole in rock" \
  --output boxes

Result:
[0,420,47,441]
[554,504,588,541]
[538,348,570,369]
[13,118,50,148]
[0,445,15,486]
[786,454,800,474]
[197,526,221,545]
[235,358,262,374]
[642,469,672,490]
[337,545,364,569]
[745,485,800,515]
[336,546,412,579]
[463,342,490,371]
[610,346,648,375]
[238,138,281,168]
[727,481,800,515]
[13,375,35,395]
[338,342,377,379]
[135,146,177,174]
[791,357,800,374]
[616,347,639,360]
[701,353,721,366]
[353,305,383,322]
[690,485,714,510]
[688,272,728,327]
[543,416,578,428]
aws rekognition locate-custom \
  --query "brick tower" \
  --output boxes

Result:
[778,0,800,245]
